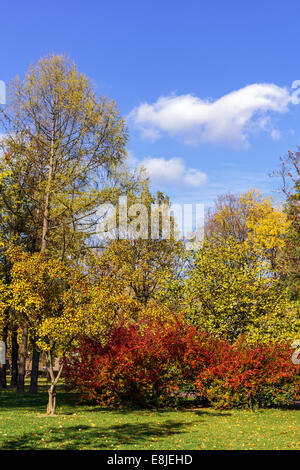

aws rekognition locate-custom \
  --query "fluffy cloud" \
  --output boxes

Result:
[270,129,281,141]
[139,156,207,188]
[128,83,293,148]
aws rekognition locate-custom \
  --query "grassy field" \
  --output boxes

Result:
[0,381,299,450]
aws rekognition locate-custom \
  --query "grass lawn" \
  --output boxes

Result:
[0,381,299,450]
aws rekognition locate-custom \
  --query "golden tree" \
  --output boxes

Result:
[3,247,139,414]
[0,54,129,393]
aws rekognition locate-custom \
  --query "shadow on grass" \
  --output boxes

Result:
[0,384,78,413]
[78,404,232,418]
[0,385,233,417]
[0,392,232,420]
[1,420,194,450]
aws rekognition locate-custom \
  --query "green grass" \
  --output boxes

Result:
[0,381,299,450]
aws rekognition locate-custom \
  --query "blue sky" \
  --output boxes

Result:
[1,0,300,207]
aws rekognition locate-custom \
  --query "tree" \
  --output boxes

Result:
[3,248,139,414]
[96,189,187,309]
[0,276,10,389]
[0,53,127,257]
[0,183,22,389]
[277,149,300,298]
[0,54,128,393]
[205,193,248,243]
[205,190,289,273]
[185,235,294,343]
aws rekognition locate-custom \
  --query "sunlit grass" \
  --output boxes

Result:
[0,379,299,450]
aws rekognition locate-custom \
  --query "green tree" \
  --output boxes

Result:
[278,149,300,299]
[0,54,128,393]
[97,189,187,309]
[0,54,128,258]
[185,235,294,343]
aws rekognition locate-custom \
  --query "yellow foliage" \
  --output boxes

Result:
[4,248,139,357]
[185,235,296,343]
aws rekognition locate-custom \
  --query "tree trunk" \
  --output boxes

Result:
[47,384,57,415]
[29,336,40,395]
[0,324,8,389]
[46,351,64,415]
[41,124,55,255]
[10,328,19,388]
[17,325,28,393]
[0,366,5,389]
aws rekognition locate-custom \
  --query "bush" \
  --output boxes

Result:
[192,339,300,408]
[65,319,299,409]
[65,319,188,408]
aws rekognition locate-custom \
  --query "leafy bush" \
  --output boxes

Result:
[65,319,299,409]
[65,319,188,408]
[193,338,300,408]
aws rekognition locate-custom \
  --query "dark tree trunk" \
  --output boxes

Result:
[0,366,5,389]
[0,324,8,389]
[29,336,40,394]
[17,325,28,393]
[10,328,19,388]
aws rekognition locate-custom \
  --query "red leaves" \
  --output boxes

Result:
[65,321,300,409]
[65,319,188,407]
[193,339,300,408]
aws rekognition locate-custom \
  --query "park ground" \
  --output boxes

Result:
[0,381,299,450]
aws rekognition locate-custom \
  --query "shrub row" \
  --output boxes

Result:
[65,319,300,409]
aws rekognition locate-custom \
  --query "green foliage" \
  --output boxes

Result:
[185,235,295,343]
[2,248,139,357]
[0,54,298,422]
[281,164,300,298]
[0,54,128,258]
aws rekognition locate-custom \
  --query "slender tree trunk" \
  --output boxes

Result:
[41,124,55,255]
[29,336,40,395]
[40,128,55,402]
[0,325,8,389]
[10,328,19,388]
[17,325,28,393]
[47,383,57,415]
[46,351,64,415]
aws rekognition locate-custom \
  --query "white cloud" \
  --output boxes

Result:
[139,156,207,188]
[270,129,281,141]
[128,83,294,148]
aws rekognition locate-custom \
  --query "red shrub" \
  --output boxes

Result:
[65,319,189,407]
[65,320,300,409]
[192,339,300,408]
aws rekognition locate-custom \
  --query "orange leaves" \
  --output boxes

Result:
[65,318,300,409]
